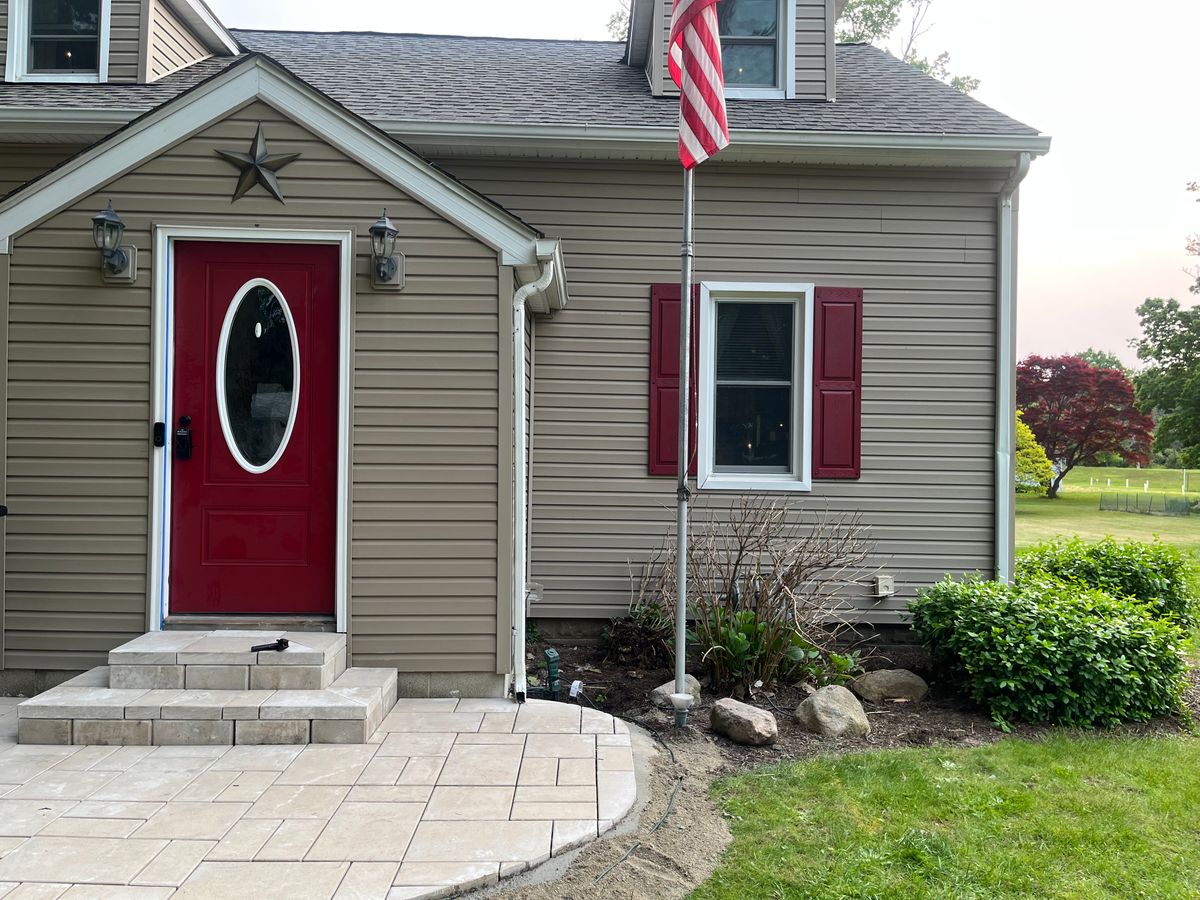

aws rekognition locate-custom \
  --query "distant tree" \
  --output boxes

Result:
[1187,181,1199,296]
[607,0,631,41]
[836,0,978,93]
[1134,297,1200,466]
[1016,355,1154,499]
[1015,411,1053,495]
[1075,348,1127,373]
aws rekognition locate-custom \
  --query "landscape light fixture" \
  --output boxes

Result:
[368,208,404,289]
[91,200,136,282]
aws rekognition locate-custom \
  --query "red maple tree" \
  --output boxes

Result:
[1016,355,1154,498]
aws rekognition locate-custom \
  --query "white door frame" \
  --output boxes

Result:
[148,225,354,633]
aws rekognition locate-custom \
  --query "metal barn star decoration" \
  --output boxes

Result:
[215,123,301,203]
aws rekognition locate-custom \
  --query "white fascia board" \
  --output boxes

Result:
[253,69,541,266]
[0,107,1052,167]
[164,0,240,55]
[0,69,259,253]
[0,59,544,266]
[379,119,1053,159]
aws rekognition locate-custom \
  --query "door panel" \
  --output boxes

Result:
[170,241,339,616]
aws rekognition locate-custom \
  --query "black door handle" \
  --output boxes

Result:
[174,415,193,460]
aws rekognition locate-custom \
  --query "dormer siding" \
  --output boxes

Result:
[143,0,212,80]
[642,0,835,102]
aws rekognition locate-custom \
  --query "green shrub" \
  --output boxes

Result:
[1015,411,1054,495]
[687,603,864,696]
[910,575,1187,730]
[1016,537,1197,624]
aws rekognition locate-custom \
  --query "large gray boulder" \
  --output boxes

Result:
[710,697,778,746]
[650,673,702,710]
[851,668,929,703]
[794,685,871,738]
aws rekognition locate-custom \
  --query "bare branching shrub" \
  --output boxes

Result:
[601,541,676,669]
[614,496,878,696]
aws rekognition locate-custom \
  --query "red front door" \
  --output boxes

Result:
[170,241,339,616]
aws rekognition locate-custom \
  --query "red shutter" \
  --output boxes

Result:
[648,283,699,476]
[812,287,863,479]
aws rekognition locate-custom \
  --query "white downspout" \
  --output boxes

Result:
[996,152,1032,582]
[511,260,555,701]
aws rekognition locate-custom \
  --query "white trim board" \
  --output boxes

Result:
[4,0,112,83]
[0,55,547,267]
[698,281,815,493]
[150,225,354,633]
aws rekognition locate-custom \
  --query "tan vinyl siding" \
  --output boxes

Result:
[5,101,503,671]
[649,0,831,100]
[147,0,209,80]
[439,158,1001,624]
[0,144,84,197]
[795,0,831,100]
[107,0,143,81]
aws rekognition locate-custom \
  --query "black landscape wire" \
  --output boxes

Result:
[593,730,685,884]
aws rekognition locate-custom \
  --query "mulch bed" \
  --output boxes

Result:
[528,637,1200,773]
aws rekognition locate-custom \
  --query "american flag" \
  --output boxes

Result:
[668,0,731,169]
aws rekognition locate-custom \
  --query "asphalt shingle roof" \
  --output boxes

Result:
[231,31,1038,136]
[0,31,1039,137]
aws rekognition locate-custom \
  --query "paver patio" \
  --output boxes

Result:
[0,696,639,898]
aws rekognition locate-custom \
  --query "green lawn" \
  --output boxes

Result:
[1060,465,1199,498]
[1016,492,1200,555]
[692,735,1200,899]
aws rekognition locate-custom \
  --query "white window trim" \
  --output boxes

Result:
[698,281,814,492]
[4,0,111,83]
[722,0,797,101]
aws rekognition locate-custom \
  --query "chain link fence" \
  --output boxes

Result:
[1099,492,1194,517]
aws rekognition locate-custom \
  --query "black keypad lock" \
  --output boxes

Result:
[174,415,193,460]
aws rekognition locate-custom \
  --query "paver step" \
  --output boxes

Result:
[16,660,397,747]
[106,629,347,691]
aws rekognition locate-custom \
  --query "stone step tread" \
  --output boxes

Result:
[108,630,346,667]
[18,666,396,723]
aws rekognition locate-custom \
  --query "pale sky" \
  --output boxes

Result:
[208,0,1200,367]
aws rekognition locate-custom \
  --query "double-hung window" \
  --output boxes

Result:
[5,0,110,83]
[699,283,814,491]
[717,0,796,99]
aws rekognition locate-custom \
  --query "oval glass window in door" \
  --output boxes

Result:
[216,278,300,473]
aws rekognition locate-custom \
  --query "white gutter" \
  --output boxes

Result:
[0,107,1053,163]
[511,258,557,701]
[996,151,1032,582]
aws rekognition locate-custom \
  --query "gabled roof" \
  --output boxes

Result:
[235,32,1040,138]
[0,33,1040,140]
[0,53,563,299]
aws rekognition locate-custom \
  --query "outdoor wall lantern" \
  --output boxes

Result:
[368,208,404,290]
[91,200,137,283]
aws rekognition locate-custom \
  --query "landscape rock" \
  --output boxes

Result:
[793,685,871,738]
[851,668,929,703]
[710,697,778,746]
[650,673,702,710]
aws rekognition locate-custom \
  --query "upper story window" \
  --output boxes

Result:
[4,0,110,83]
[717,0,796,100]
[30,0,100,73]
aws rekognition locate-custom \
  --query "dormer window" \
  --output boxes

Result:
[718,0,796,100]
[30,0,100,73]
[4,0,110,82]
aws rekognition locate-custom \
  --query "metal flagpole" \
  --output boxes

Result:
[672,165,695,728]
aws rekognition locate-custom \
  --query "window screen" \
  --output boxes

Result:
[714,301,793,472]
[29,0,100,73]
